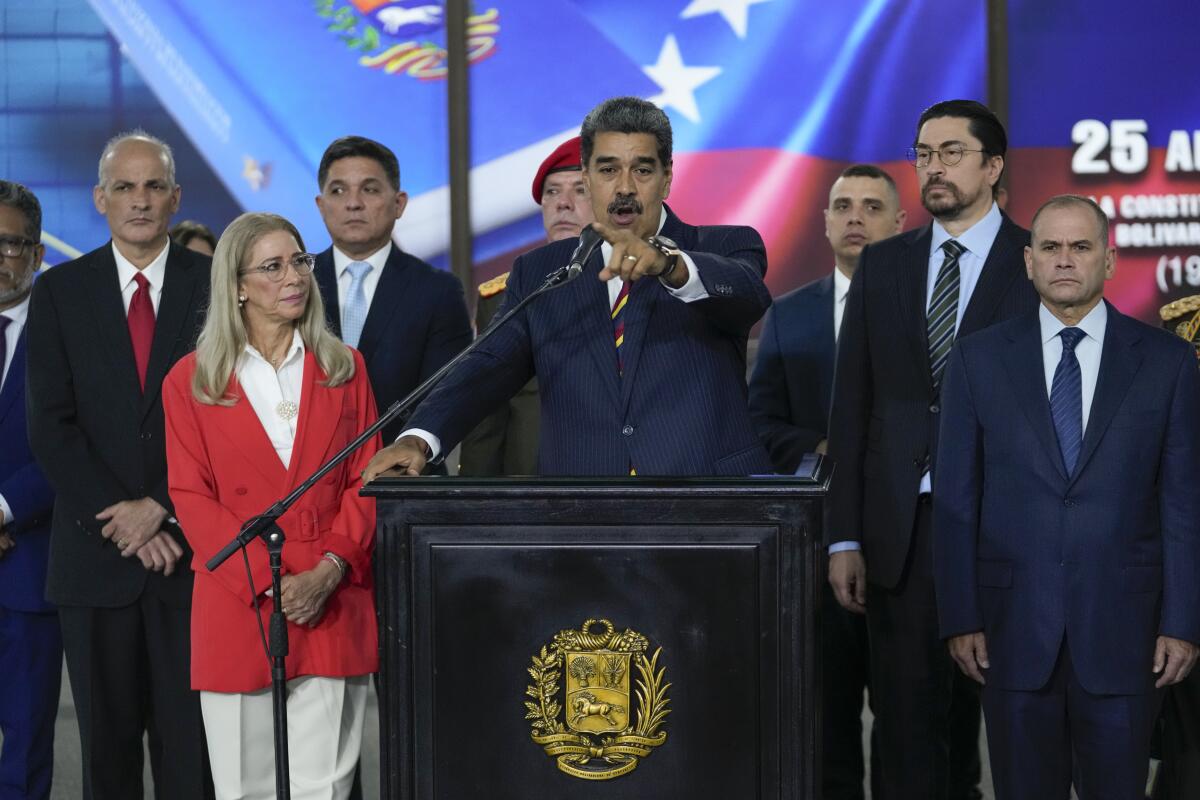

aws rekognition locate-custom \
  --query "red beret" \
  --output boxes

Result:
[531,136,583,205]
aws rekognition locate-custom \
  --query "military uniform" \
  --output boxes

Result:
[457,272,541,476]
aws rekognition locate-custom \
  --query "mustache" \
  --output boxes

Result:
[607,195,643,216]
[923,177,959,193]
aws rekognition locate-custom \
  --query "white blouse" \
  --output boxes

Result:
[236,329,305,468]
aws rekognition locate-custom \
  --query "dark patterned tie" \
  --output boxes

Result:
[1050,327,1086,475]
[0,315,10,391]
[612,280,629,374]
[927,239,965,392]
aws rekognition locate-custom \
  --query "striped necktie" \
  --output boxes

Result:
[341,260,372,349]
[1050,327,1086,475]
[612,280,630,374]
[927,239,965,392]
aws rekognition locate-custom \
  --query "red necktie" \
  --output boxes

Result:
[127,272,155,390]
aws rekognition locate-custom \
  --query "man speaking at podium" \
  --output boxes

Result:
[362,96,773,480]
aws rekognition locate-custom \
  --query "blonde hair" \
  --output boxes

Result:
[192,212,354,405]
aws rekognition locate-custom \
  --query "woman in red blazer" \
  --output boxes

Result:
[163,212,379,800]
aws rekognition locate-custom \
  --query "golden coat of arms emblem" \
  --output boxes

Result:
[525,618,671,780]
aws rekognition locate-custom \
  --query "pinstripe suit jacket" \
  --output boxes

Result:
[408,209,774,476]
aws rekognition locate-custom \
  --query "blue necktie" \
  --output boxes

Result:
[1050,327,1086,475]
[341,261,372,349]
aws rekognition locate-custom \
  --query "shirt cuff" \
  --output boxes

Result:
[919,470,932,494]
[0,494,11,527]
[663,253,708,302]
[828,541,861,555]
[398,428,442,460]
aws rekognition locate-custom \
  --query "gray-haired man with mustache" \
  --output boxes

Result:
[825,100,1038,800]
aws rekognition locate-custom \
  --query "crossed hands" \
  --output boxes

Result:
[96,497,183,576]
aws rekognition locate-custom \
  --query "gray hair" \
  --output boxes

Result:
[192,212,354,405]
[0,180,42,240]
[97,129,177,188]
[580,97,673,168]
[1030,194,1109,245]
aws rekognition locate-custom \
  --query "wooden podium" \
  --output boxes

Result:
[362,458,830,799]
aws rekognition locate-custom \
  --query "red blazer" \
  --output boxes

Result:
[164,348,380,692]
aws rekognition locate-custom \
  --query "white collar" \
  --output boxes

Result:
[833,267,852,301]
[930,201,1003,259]
[1038,298,1108,345]
[242,327,305,368]
[333,242,392,277]
[112,241,170,293]
[0,293,32,327]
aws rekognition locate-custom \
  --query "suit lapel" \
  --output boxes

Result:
[580,248,622,406]
[959,216,1024,337]
[816,276,837,412]
[0,329,25,424]
[356,247,412,360]
[314,249,342,338]
[213,375,289,485]
[1000,313,1067,482]
[896,225,934,393]
[85,244,143,412]
[141,245,199,419]
[1071,304,1143,483]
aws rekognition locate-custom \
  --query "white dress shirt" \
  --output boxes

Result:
[1040,300,1106,431]
[237,330,305,468]
[0,296,31,526]
[405,208,706,458]
[333,242,391,321]
[833,267,852,343]
[113,242,169,315]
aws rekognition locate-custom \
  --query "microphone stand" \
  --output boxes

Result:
[205,257,585,799]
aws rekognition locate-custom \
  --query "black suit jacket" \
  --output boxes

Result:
[26,241,210,607]
[826,213,1038,588]
[314,245,472,445]
[748,273,836,473]
[407,208,774,476]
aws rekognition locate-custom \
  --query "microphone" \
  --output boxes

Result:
[567,224,602,277]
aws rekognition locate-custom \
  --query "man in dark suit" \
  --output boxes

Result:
[26,132,213,800]
[934,195,1200,799]
[0,181,59,800]
[826,100,1038,800]
[362,95,772,481]
[458,135,595,476]
[313,136,472,447]
[749,163,904,799]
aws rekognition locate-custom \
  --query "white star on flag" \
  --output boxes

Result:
[680,0,772,39]
[643,35,722,124]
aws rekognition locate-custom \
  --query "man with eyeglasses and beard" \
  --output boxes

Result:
[362,95,773,481]
[0,180,59,800]
[825,99,1038,800]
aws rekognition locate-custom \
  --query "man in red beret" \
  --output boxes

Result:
[458,137,594,476]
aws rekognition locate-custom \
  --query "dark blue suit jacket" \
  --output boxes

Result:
[314,245,472,445]
[0,318,55,613]
[933,302,1200,695]
[749,274,836,473]
[408,209,774,476]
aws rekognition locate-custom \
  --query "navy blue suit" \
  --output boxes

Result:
[314,245,472,447]
[408,208,773,476]
[749,274,836,473]
[934,302,1200,799]
[0,305,60,800]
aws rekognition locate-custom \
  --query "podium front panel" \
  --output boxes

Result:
[365,471,828,800]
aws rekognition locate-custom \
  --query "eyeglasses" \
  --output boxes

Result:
[0,236,36,258]
[906,145,987,168]
[238,253,316,282]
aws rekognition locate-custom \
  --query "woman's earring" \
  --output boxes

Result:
[238,294,246,308]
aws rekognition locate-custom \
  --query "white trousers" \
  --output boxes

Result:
[200,674,369,800]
